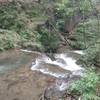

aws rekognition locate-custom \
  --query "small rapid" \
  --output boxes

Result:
[0,49,84,92]
[31,51,84,91]
[31,52,84,78]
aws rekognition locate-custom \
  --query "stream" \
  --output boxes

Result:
[31,50,84,91]
[0,49,84,100]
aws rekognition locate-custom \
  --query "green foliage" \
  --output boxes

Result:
[18,30,37,45]
[79,0,92,12]
[68,69,100,100]
[70,41,86,50]
[0,1,16,28]
[56,0,70,10]
[0,1,47,51]
[56,0,92,12]
[53,0,99,50]
[37,27,60,52]
[55,0,77,32]
[79,44,100,68]
[0,0,99,53]
[0,30,20,51]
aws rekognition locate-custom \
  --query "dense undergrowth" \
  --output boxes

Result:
[0,0,46,51]
[67,69,100,100]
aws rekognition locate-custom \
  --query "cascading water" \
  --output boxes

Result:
[31,51,84,91]
[31,53,83,77]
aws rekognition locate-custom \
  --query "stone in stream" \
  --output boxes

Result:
[46,53,56,61]
[33,63,72,78]
[56,58,67,65]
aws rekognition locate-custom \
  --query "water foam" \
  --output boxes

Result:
[31,52,83,78]
[73,50,85,55]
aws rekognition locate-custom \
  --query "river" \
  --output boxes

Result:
[0,49,84,100]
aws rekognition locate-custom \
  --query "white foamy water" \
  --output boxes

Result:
[73,50,85,55]
[20,49,41,55]
[55,54,82,71]
[20,49,33,53]
[31,52,84,78]
[30,50,85,91]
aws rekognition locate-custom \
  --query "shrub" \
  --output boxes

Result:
[68,69,100,100]
[0,30,20,51]
[37,27,60,53]
[0,1,17,29]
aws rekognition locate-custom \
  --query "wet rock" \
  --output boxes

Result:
[46,53,56,61]
[34,63,72,78]
[40,85,62,100]
[56,58,66,65]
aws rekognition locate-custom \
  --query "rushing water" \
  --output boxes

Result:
[31,52,84,78]
[30,50,84,91]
